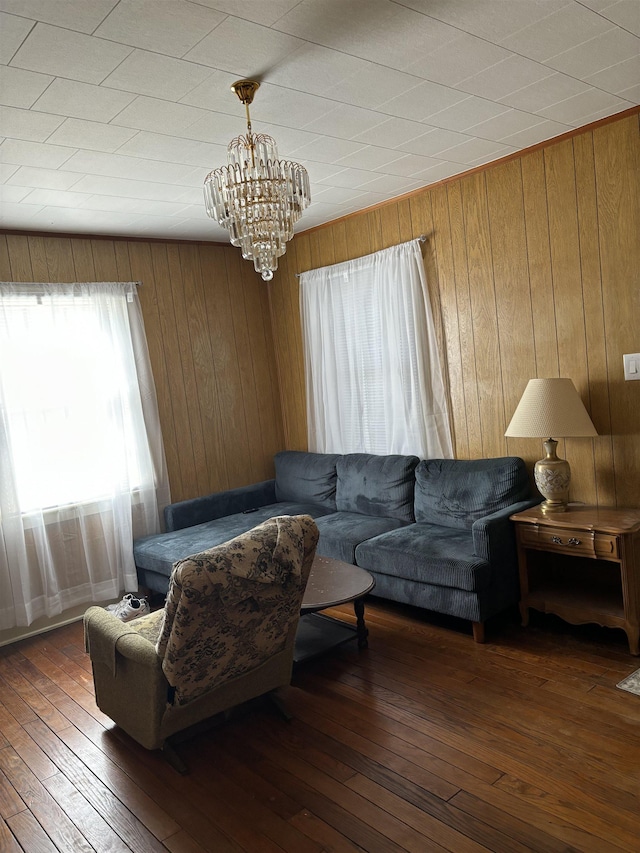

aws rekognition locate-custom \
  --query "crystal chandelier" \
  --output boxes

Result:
[203,80,311,281]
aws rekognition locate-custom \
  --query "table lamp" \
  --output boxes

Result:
[505,378,597,513]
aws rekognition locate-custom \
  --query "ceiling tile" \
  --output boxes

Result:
[258,124,322,156]
[32,79,136,123]
[184,16,302,74]
[128,199,191,217]
[539,88,630,125]
[0,0,119,34]
[544,28,640,78]
[501,4,614,62]
[334,145,406,171]
[101,51,214,101]
[0,162,20,182]
[109,96,207,135]
[79,195,142,213]
[442,136,517,165]
[10,23,132,84]
[0,66,52,108]
[22,187,92,207]
[500,119,572,148]
[29,206,143,234]
[288,135,367,164]
[6,165,83,190]
[0,12,35,65]
[324,65,423,110]
[302,104,389,139]
[275,0,460,70]
[0,137,74,168]
[378,80,469,122]
[317,167,372,188]
[396,127,471,157]
[427,96,510,132]
[266,43,367,96]
[467,109,547,142]
[597,0,640,37]
[179,69,248,113]
[355,172,423,194]
[497,72,590,112]
[180,111,256,146]
[352,117,430,148]
[457,54,555,100]
[414,160,464,182]
[116,131,227,169]
[69,174,191,202]
[405,33,512,87]
[618,82,640,102]
[312,185,366,204]
[61,150,198,184]
[0,105,64,141]
[189,0,300,27]
[46,119,138,153]
[584,56,640,94]
[95,0,226,57]
[294,160,346,182]
[404,0,569,43]
[0,184,31,203]
[247,84,337,128]
[379,153,444,177]
[0,200,44,224]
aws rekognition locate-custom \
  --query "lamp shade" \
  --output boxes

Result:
[505,378,597,438]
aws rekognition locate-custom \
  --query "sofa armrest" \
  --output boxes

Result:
[472,498,540,565]
[164,479,277,531]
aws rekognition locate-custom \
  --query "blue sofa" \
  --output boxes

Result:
[134,451,538,642]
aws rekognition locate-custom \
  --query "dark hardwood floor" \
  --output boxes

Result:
[0,600,639,852]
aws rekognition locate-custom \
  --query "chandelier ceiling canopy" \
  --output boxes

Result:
[203,80,311,281]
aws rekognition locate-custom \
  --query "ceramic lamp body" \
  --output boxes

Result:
[534,439,571,513]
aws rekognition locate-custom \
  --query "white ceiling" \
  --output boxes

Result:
[0,0,638,243]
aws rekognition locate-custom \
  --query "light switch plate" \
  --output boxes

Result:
[623,353,640,381]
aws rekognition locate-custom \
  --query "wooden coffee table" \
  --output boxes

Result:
[295,555,375,663]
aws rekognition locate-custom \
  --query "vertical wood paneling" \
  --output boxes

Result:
[593,116,640,507]
[268,110,640,508]
[0,234,285,504]
[461,173,506,459]
[544,140,597,504]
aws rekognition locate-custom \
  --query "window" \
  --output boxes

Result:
[0,281,169,630]
[299,238,453,458]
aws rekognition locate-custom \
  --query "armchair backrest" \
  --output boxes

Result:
[156,514,319,705]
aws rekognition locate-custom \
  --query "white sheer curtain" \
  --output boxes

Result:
[300,238,453,458]
[0,281,170,630]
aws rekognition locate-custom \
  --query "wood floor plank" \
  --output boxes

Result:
[24,719,169,853]
[0,600,637,853]
[0,815,23,852]
[0,751,94,852]
[6,809,59,853]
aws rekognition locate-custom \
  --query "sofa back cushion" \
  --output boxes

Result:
[274,451,340,510]
[414,457,530,529]
[336,453,419,522]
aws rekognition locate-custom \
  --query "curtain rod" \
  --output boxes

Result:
[294,234,426,277]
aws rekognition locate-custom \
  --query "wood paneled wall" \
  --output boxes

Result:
[0,234,284,503]
[270,111,640,509]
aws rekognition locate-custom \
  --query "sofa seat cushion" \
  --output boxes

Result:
[275,451,340,510]
[355,524,491,592]
[314,512,407,564]
[336,453,419,522]
[414,457,531,530]
[135,501,333,579]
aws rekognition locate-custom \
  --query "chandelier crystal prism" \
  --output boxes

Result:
[203,80,311,281]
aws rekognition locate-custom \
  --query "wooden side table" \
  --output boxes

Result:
[511,505,640,655]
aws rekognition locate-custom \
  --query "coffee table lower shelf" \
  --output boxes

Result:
[294,613,359,664]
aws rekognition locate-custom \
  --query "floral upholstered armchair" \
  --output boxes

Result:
[84,515,318,769]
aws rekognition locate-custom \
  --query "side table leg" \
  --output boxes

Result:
[520,600,529,627]
[354,598,369,648]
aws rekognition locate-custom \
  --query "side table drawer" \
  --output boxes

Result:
[518,524,619,560]
[519,524,595,557]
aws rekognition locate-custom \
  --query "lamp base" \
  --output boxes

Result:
[534,439,570,514]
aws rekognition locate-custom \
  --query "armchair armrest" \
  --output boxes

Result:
[164,479,277,531]
[472,498,540,565]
